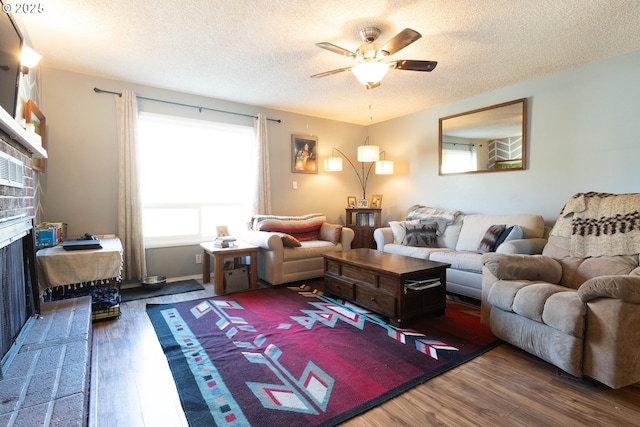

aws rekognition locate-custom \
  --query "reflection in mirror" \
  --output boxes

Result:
[439,98,526,175]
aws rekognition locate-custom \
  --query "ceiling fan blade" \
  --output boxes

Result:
[394,60,438,72]
[315,42,356,58]
[381,28,422,55]
[310,67,352,79]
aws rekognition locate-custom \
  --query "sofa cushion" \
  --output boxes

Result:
[318,222,343,244]
[382,243,445,260]
[477,224,506,253]
[402,222,438,247]
[512,283,569,322]
[254,214,326,241]
[429,250,484,273]
[456,214,545,252]
[542,291,586,337]
[282,240,339,261]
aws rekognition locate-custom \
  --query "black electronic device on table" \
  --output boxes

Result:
[61,233,102,251]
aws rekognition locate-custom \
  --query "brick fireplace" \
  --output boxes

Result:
[0,127,39,377]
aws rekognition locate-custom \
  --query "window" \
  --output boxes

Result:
[138,112,255,247]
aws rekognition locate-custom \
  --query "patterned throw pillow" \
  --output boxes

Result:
[402,222,438,247]
[477,224,507,253]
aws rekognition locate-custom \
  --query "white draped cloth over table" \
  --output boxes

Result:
[36,238,124,293]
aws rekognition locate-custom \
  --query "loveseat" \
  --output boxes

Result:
[482,192,640,389]
[373,205,546,299]
[242,213,354,286]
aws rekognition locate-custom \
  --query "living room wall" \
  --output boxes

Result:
[369,49,640,225]
[39,69,366,278]
[40,49,640,279]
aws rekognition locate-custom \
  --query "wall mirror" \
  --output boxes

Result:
[439,98,526,175]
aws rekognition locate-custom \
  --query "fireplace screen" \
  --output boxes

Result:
[0,217,39,377]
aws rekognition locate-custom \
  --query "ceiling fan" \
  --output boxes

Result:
[311,27,437,89]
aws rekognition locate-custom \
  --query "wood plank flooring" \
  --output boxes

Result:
[89,281,640,427]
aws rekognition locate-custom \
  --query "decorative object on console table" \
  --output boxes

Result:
[346,207,381,249]
[25,99,46,172]
[347,196,356,208]
[291,134,318,174]
[371,193,383,208]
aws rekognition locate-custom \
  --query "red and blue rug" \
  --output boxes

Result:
[146,285,499,426]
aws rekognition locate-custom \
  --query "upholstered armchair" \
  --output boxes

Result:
[481,193,640,389]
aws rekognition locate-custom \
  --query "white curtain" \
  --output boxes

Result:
[115,90,147,280]
[252,113,272,216]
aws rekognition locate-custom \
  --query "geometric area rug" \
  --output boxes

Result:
[146,285,500,427]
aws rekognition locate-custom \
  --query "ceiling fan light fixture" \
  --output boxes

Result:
[351,61,390,87]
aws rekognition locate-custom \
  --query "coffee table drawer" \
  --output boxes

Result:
[325,276,354,300]
[355,287,395,317]
[342,264,376,286]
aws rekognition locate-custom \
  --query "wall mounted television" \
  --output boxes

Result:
[0,2,23,119]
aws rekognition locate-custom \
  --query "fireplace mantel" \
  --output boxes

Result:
[0,106,47,159]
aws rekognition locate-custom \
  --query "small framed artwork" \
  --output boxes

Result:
[370,194,383,208]
[292,134,318,174]
[25,99,46,172]
[357,199,369,208]
[216,225,230,237]
[347,196,357,208]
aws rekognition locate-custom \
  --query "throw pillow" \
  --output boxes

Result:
[318,222,343,244]
[495,225,524,248]
[278,233,301,247]
[402,222,438,247]
[390,220,419,244]
[477,224,507,253]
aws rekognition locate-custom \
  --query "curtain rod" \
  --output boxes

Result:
[93,87,281,123]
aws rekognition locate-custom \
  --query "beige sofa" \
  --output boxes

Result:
[482,192,640,389]
[374,205,547,299]
[242,213,354,286]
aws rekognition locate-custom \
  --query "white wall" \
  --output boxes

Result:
[40,69,365,277]
[40,49,640,277]
[370,50,640,225]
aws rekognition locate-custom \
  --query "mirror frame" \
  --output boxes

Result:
[438,98,527,175]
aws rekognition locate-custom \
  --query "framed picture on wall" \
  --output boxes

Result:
[291,134,318,174]
[25,99,46,172]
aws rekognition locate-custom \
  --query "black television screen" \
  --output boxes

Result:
[0,4,23,118]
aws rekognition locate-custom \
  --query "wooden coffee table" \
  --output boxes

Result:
[323,248,450,326]
[200,241,259,295]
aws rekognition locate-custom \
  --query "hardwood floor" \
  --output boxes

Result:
[90,281,640,426]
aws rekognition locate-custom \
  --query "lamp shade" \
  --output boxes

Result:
[352,61,390,86]
[324,156,343,172]
[375,160,394,175]
[357,144,379,162]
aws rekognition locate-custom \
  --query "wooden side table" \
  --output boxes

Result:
[345,208,382,249]
[200,241,259,295]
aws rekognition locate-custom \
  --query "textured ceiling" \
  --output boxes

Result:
[17,0,640,125]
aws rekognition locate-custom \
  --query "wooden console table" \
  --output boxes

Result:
[323,248,450,326]
[200,241,259,295]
